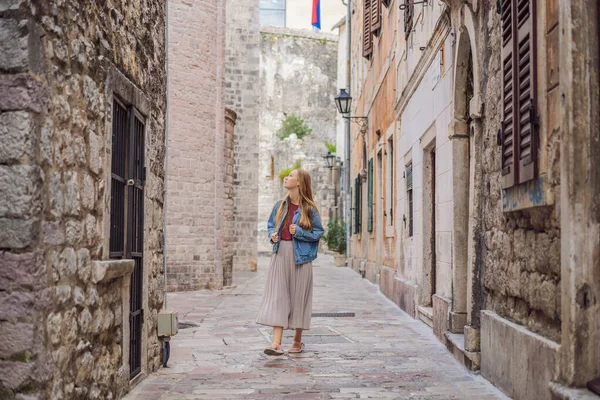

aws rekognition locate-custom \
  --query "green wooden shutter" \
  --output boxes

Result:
[368,158,373,232]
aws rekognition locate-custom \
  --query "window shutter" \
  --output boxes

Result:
[354,177,359,234]
[372,0,381,36]
[368,158,374,232]
[363,0,373,58]
[501,0,538,188]
[516,0,537,183]
[500,0,515,188]
[403,0,413,39]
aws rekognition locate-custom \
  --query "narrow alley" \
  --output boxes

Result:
[125,255,507,400]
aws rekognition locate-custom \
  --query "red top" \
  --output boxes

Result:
[280,203,299,241]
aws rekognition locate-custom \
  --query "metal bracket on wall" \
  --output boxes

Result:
[343,116,369,135]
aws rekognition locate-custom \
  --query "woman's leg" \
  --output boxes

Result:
[272,326,284,347]
[293,328,303,343]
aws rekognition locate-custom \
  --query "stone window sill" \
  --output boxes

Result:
[92,259,135,284]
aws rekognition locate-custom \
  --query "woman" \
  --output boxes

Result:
[256,169,324,355]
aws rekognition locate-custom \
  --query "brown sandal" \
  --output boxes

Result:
[287,341,305,353]
[264,344,284,356]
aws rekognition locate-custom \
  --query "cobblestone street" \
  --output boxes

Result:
[125,255,508,399]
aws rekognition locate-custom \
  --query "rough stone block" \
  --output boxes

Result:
[481,310,559,400]
[0,359,32,389]
[0,19,28,71]
[0,73,49,113]
[43,220,65,246]
[0,111,35,163]
[0,322,34,358]
[0,250,45,291]
[0,165,42,218]
[0,218,38,249]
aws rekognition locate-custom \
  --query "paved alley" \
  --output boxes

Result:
[125,255,508,400]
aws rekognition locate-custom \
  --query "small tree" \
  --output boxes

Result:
[277,114,312,140]
[323,218,347,254]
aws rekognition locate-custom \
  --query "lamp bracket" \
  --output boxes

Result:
[399,0,428,10]
[343,116,369,134]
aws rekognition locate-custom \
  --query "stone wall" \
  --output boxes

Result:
[0,1,166,399]
[225,0,261,272]
[166,0,230,291]
[257,27,339,254]
[473,1,562,341]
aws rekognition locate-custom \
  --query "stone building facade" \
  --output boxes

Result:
[257,27,340,255]
[225,0,261,273]
[1,1,167,399]
[344,0,600,398]
[165,0,237,291]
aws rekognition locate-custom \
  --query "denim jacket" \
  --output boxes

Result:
[267,199,324,265]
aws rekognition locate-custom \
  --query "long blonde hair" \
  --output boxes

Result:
[275,169,319,231]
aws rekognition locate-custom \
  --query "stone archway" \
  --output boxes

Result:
[448,5,480,340]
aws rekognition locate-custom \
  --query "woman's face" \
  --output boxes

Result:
[283,169,299,190]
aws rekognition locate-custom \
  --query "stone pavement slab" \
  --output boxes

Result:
[125,254,510,400]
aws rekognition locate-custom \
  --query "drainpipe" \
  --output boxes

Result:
[163,0,169,310]
[344,0,352,258]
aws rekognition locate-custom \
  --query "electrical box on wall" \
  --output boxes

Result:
[158,311,178,337]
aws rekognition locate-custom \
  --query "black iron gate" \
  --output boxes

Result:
[110,98,145,379]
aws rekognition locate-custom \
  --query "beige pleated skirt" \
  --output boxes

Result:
[255,241,313,330]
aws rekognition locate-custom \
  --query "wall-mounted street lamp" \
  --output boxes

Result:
[323,152,336,169]
[334,89,368,134]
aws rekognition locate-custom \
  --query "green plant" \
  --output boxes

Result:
[278,159,302,180]
[277,114,312,140]
[323,218,347,254]
[324,141,336,154]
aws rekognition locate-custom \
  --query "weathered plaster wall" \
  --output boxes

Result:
[257,27,339,255]
[0,0,166,398]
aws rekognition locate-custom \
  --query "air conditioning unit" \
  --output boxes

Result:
[158,311,178,337]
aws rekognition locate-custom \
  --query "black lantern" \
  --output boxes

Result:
[323,152,336,169]
[335,88,352,115]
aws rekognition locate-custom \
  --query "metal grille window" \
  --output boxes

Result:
[110,99,128,257]
[109,98,146,379]
[406,163,413,237]
[260,0,286,27]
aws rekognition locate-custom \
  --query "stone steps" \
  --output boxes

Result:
[445,332,481,371]
[418,306,433,328]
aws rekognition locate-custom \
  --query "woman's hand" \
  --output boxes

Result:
[289,224,297,235]
[271,233,279,243]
